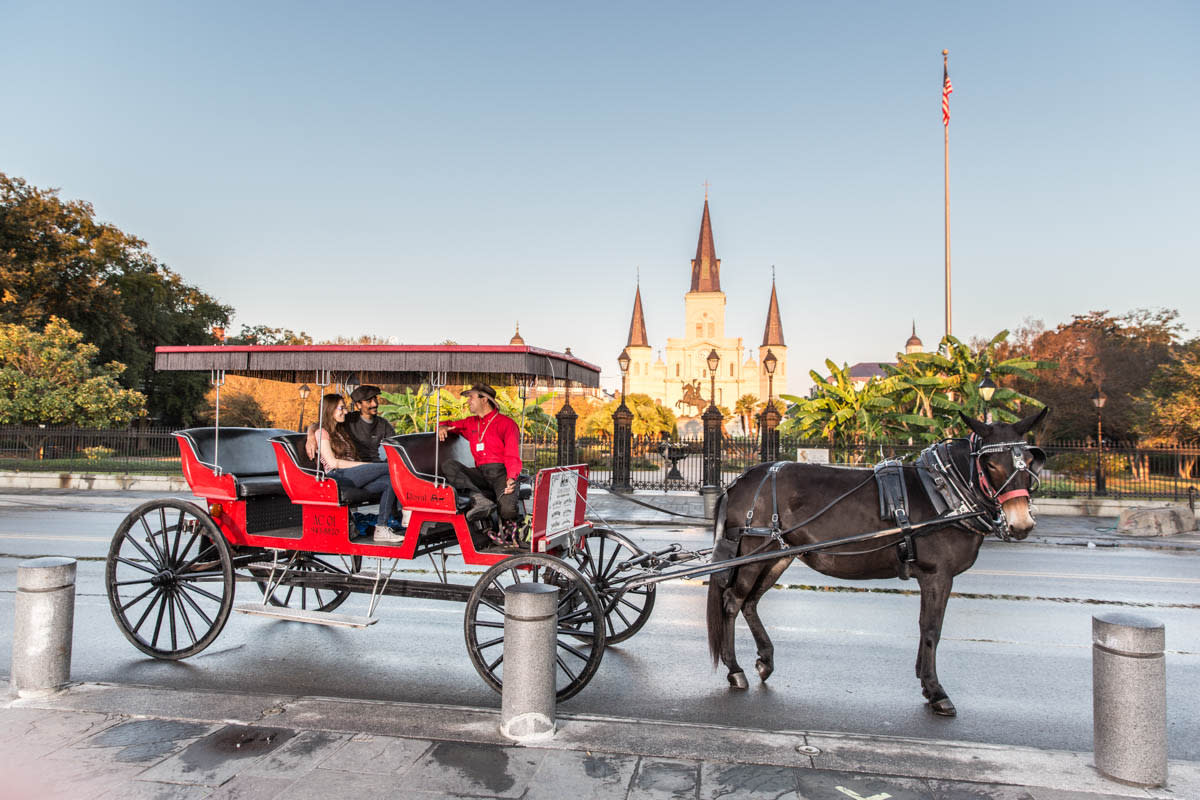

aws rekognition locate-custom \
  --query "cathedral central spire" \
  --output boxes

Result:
[627,284,649,347]
[689,198,721,293]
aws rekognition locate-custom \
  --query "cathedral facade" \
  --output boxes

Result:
[623,198,787,423]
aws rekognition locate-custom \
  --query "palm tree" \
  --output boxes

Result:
[734,394,759,434]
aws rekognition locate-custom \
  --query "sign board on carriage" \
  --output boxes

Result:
[796,448,830,464]
[531,464,589,553]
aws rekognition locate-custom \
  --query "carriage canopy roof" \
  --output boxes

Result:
[154,344,601,387]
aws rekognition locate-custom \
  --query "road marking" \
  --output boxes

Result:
[973,569,1200,585]
[0,533,108,543]
[836,788,890,800]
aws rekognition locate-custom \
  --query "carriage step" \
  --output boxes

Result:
[233,603,378,628]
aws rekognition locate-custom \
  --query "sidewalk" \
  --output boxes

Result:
[4,680,1196,799]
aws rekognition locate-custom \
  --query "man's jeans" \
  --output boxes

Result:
[329,462,399,527]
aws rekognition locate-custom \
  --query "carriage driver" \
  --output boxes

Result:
[437,384,523,543]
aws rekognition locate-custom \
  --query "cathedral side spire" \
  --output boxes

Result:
[689,198,721,293]
[627,284,649,347]
[761,276,785,346]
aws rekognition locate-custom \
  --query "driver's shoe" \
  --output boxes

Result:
[465,493,497,522]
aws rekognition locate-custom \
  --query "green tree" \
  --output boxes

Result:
[0,173,231,424]
[0,317,146,426]
[227,325,312,345]
[579,393,677,438]
[780,360,927,446]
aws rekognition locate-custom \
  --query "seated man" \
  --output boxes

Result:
[307,384,396,463]
[437,384,522,544]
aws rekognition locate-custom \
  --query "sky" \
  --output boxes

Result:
[3,1,1197,394]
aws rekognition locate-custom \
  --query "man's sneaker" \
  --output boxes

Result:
[465,493,497,522]
[373,525,404,542]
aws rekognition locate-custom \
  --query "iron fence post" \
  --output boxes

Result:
[702,403,724,489]
[758,404,780,463]
[611,402,633,493]
[556,400,577,467]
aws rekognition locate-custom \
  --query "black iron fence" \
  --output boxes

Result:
[0,425,182,474]
[4,424,1199,502]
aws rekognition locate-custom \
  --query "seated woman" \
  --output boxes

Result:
[315,393,402,542]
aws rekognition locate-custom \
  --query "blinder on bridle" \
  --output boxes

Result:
[969,435,1044,506]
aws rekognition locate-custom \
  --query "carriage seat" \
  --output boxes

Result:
[270,433,379,505]
[386,433,533,510]
[175,427,294,497]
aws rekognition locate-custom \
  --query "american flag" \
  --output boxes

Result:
[942,64,954,126]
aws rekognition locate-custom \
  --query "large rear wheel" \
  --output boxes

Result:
[106,499,234,659]
[569,528,656,644]
[464,554,605,702]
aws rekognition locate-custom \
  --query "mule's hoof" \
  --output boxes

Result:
[929,697,957,717]
[755,659,773,682]
[727,671,749,690]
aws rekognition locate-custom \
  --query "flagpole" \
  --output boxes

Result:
[943,49,951,340]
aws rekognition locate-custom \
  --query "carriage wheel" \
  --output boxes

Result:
[569,528,656,644]
[106,499,234,660]
[464,554,606,702]
[252,553,363,613]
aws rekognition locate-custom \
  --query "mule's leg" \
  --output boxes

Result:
[915,571,956,716]
[740,556,793,682]
[719,565,766,690]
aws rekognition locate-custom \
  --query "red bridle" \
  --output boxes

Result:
[970,434,1038,507]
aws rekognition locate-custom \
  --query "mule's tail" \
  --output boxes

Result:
[707,490,730,666]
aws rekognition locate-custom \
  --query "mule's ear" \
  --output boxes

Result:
[959,411,991,438]
[1013,406,1049,437]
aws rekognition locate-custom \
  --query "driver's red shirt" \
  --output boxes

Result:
[439,410,522,479]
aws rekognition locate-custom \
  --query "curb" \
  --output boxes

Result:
[8,681,1198,798]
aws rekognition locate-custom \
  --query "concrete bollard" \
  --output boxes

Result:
[12,557,77,697]
[499,582,558,742]
[1092,612,1167,787]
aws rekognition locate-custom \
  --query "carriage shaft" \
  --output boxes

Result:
[617,510,986,590]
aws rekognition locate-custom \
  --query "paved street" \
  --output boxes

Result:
[2,488,1197,764]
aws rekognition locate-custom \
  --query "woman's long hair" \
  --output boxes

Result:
[318,393,355,460]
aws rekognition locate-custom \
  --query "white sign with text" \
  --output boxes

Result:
[796,448,831,464]
[545,470,580,536]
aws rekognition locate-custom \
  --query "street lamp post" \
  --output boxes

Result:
[977,368,997,423]
[702,349,724,518]
[759,348,780,462]
[1093,386,1107,495]
[297,383,311,431]
[612,349,633,493]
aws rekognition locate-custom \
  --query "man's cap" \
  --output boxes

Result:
[462,384,497,402]
[350,385,382,403]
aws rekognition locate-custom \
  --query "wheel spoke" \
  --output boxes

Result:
[120,534,162,571]
[177,580,224,604]
[131,588,164,632]
[115,556,158,576]
[557,639,593,662]
[121,584,158,613]
[150,591,168,648]
[479,597,505,617]
[175,529,200,567]
[167,592,179,651]
[487,653,504,672]
[174,590,199,646]
[476,634,504,650]
[176,583,215,628]
[559,607,595,625]
[139,515,168,565]
[114,577,155,587]
[555,654,578,683]
[473,619,505,630]
[170,508,185,564]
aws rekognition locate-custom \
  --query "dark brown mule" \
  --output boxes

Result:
[706,408,1048,716]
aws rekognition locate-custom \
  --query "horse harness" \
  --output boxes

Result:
[716,437,1044,583]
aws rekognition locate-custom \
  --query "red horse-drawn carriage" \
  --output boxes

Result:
[106,344,654,701]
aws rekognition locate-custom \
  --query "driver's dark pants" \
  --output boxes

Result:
[442,460,519,521]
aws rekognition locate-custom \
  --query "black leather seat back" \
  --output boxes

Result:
[388,432,475,478]
[273,433,319,473]
[177,427,294,477]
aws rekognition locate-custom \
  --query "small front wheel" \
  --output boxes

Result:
[252,552,363,612]
[569,528,656,644]
[464,554,606,702]
[106,499,234,659]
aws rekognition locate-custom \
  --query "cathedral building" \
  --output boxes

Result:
[623,198,787,425]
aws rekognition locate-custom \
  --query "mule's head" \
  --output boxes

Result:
[959,407,1049,539]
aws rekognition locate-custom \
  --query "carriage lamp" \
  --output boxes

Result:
[1092,387,1107,409]
[344,372,360,398]
[977,369,996,403]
